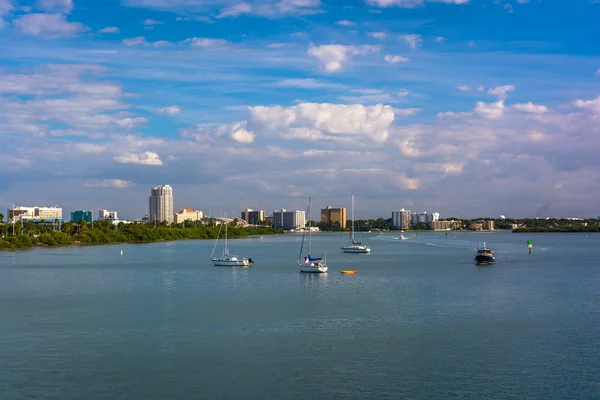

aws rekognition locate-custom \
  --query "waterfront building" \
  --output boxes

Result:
[174,208,204,224]
[98,210,118,221]
[482,220,495,230]
[411,212,440,225]
[392,209,411,230]
[469,222,483,231]
[71,210,92,223]
[8,206,63,224]
[272,209,306,230]
[241,209,265,224]
[321,205,347,228]
[149,185,173,223]
[431,220,462,230]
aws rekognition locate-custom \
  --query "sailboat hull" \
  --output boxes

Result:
[341,245,371,253]
[299,261,328,273]
[211,257,250,267]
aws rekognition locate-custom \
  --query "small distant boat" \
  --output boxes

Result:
[120,249,123,255]
[340,270,358,275]
[475,242,496,265]
[341,193,371,254]
[398,234,409,240]
[298,197,327,273]
[211,211,253,267]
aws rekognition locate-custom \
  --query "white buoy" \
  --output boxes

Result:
[120,249,123,255]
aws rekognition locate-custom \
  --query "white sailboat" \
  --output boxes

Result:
[298,197,328,273]
[211,211,253,267]
[341,193,371,254]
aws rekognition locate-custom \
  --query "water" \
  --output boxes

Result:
[1,231,599,399]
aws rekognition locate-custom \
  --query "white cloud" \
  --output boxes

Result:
[230,121,255,143]
[366,0,468,8]
[13,13,87,38]
[477,86,485,92]
[155,105,181,115]
[397,90,410,97]
[456,85,470,91]
[307,44,378,72]
[400,34,422,49]
[248,102,395,142]
[596,68,600,76]
[113,151,163,166]
[513,102,548,114]
[384,54,409,64]
[368,31,387,39]
[573,96,600,114]
[216,2,252,18]
[122,36,148,46]
[85,179,133,188]
[36,0,73,13]
[114,117,148,129]
[143,18,164,25]
[276,78,340,89]
[474,100,505,120]
[99,26,119,33]
[488,85,515,99]
[516,0,529,3]
[184,37,228,48]
[337,20,355,26]
[435,36,445,42]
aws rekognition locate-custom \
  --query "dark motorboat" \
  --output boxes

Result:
[475,242,496,265]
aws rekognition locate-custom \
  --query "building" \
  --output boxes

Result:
[241,209,265,224]
[321,206,347,228]
[431,220,462,230]
[149,184,173,223]
[469,222,483,231]
[71,210,93,223]
[8,206,63,224]
[174,208,204,224]
[482,220,495,230]
[98,210,118,221]
[392,209,411,230]
[411,212,440,225]
[272,209,306,230]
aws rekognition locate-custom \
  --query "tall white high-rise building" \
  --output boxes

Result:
[272,209,306,230]
[149,185,173,223]
[392,209,411,230]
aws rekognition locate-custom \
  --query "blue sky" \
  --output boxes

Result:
[1,0,599,219]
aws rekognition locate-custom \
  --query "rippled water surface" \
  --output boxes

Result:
[1,231,599,399]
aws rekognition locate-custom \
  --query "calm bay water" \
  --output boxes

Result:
[1,231,599,399]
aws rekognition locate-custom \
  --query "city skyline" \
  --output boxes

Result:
[0,1,599,218]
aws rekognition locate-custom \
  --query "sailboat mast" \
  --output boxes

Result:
[308,197,312,255]
[351,193,355,241]
[224,210,228,256]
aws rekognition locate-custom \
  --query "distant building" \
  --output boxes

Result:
[71,210,93,223]
[98,210,118,221]
[392,209,411,230]
[469,222,483,231]
[272,209,306,230]
[149,185,173,223]
[321,206,347,228]
[141,214,150,223]
[482,220,495,230]
[411,212,440,225]
[431,220,462,230]
[241,208,265,224]
[8,206,63,224]
[174,208,204,224]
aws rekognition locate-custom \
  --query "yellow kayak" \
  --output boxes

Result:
[340,270,358,275]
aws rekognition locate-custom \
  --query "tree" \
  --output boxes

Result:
[0,213,4,223]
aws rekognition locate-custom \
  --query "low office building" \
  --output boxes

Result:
[431,220,462,230]
[71,210,93,223]
[174,209,204,224]
[241,209,265,224]
[8,206,63,224]
[98,210,118,221]
[321,206,347,228]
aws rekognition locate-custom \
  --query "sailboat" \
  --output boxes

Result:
[211,211,253,267]
[341,193,371,254]
[298,197,328,273]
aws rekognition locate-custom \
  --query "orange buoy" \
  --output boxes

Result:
[340,270,358,275]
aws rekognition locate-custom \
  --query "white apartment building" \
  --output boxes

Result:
[174,208,204,224]
[392,209,411,230]
[149,184,173,223]
[411,212,440,225]
[98,210,118,221]
[272,209,306,230]
[8,206,63,223]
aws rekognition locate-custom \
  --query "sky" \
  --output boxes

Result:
[0,0,599,220]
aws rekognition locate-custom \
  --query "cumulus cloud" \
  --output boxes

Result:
[384,55,409,64]
[184,37,228,48]
[337,20,355,26]
[113,151,163,166]
[573,96,600,114]
[122,36,169,47]
[99,26,119,33]
[114,117,148,129]
[435,36,445,42]
[474,100,505,120]
[85,179,133,188]
[155,105,181,115]
[307,44,378,72]
[456,85,470,91]
[36,0,73,13]
[488,85,515,99]
[513,102,548,114]
[143,18,164,26]
[214,0,321,18]
[368,31,387,39]
[230,121,255,143]
[13,13,87,38]
[400,34,422,49]
[248,102,395,142]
